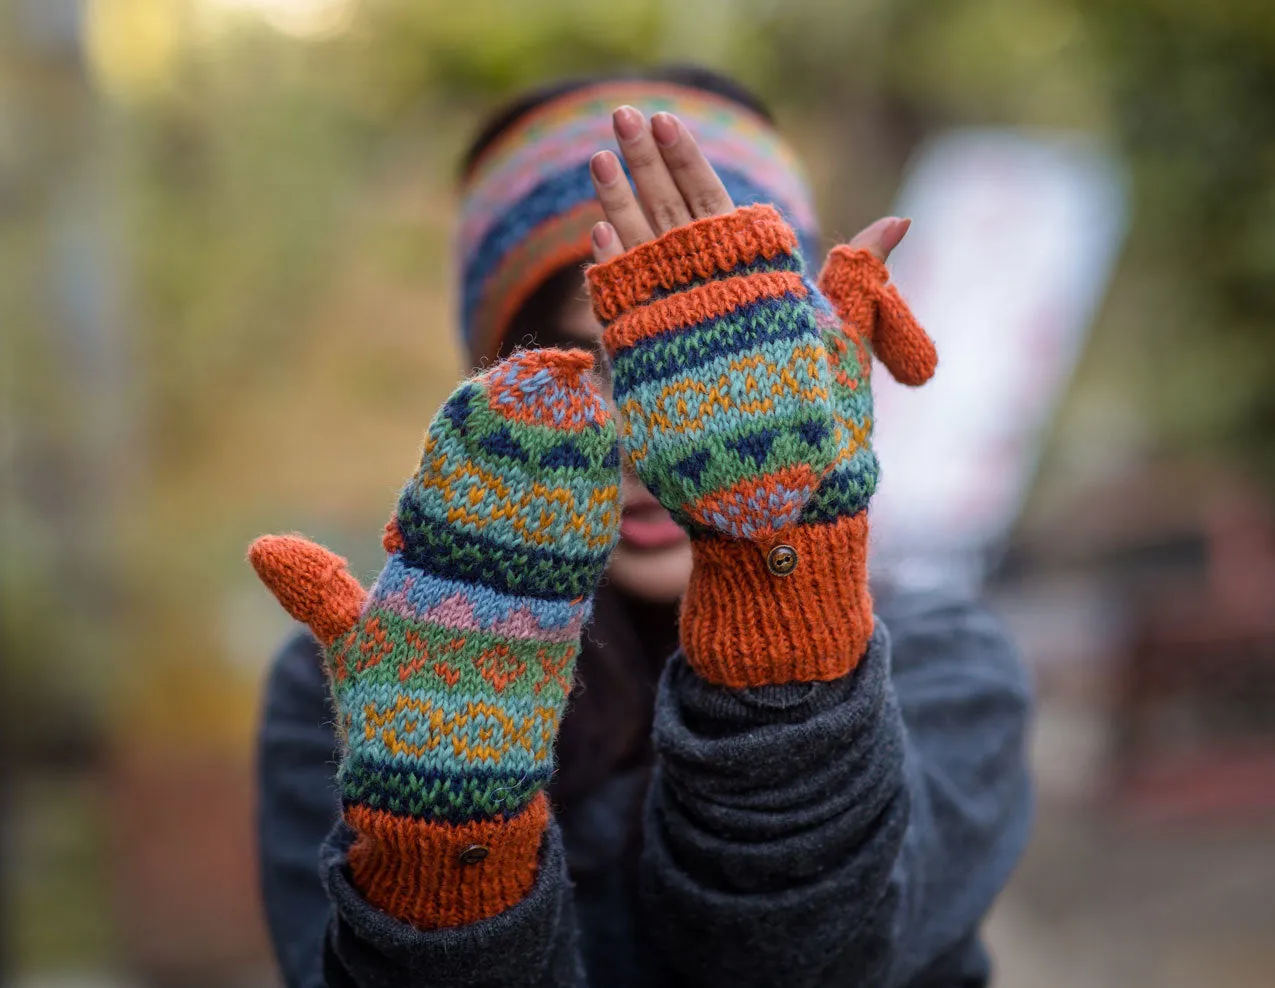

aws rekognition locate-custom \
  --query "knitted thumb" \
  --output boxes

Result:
[248,535,367,646]
[671,226,939,688]
[248,347,621,930]
[817,246,937,387]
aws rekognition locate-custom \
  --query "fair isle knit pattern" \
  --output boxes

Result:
[248,347,621,928]
[586,205,939,690]
[587,205,840,545]
[331,348,620,823]
[801,246,940,524]
[394,354,620,601]
[798,286,880,524]
[458,81,821,364]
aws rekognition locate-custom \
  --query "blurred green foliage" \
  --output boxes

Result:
[4,0,1274,746]
[4,0,1273,735]
[1079,0,1275,474]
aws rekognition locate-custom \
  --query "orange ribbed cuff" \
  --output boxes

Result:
[345,792,549,930]
[587,204,798,324]
[680,513,873,688]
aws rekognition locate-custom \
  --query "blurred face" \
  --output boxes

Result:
[548,288,693,603]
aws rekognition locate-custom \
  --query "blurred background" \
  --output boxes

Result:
[4,0,1274,984]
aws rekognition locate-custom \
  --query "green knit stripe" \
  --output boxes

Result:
[332,606,575,708]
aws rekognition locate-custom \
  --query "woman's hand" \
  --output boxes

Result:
[584,104,937,687]
[588,105,909,263]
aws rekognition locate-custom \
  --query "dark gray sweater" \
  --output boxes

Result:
[258,589,1033,987]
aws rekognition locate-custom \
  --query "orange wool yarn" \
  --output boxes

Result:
[602,270,808,354]
[818,246,938,387]
[588,203,799,323]
[248,535,367,646]
[680,513,873,688]
[346,792,550,930]
[381,515,405,553]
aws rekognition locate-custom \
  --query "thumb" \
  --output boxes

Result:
[248,534,367,645]
[848,216,911,262]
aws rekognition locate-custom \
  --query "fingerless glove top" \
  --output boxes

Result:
[589,204,936,688]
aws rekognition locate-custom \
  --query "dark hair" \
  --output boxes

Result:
[459,65,774,183]
[496,265,591,359]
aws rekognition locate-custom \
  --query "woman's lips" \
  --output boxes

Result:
[619,497,688,550]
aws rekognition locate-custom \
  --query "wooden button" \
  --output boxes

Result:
[766,544,798,576]
[458,844,489,865]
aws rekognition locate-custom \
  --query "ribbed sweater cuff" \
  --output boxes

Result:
[344,791,549,930]
[680,513,873,688]
[586,203,799,324]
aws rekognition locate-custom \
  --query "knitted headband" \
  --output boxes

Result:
[456,80,820,364]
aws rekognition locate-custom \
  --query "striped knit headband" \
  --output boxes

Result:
[456,81,820,365]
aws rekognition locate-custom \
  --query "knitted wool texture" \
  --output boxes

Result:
[588,205,840,544]
[249,348,621,929]
[458,81,820,365]
[588,205,937,688]
[799,247,939,525]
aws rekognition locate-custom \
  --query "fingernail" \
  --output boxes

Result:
[592,222,613,249]
[651,112,679,147]
[590,151,619,185]
[613,105,643,141]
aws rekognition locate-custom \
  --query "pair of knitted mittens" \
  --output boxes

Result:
[250,349,620,929]
[248,203,934,931]
[587,203,936,688]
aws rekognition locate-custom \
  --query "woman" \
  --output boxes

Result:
[254,67,1032,988]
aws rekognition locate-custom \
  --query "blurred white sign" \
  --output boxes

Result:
[870,129,1127,584]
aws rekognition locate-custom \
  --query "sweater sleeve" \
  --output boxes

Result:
[638,588,1033,988]
[320,820,587,988]
[256,634,588,988]
[256,630,341,988]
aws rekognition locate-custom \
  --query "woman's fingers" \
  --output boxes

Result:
[612,106,692,234]
[849,216,912,262]
[590,150,654,249]
[651,113,733,218]
[591,221,623,264]
[590,106,736,251]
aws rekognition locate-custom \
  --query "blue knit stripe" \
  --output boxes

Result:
[398,380,618,582]
[460,162,816,342]
[620,315,825,450]
[398,465,615,560]
[394,510,611,600]
[611,289,815,390]
[370,554,592,633]
[800,449,880,523]
[341,684,561,808]
[340,758,553,822]
[635,251,804,307]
